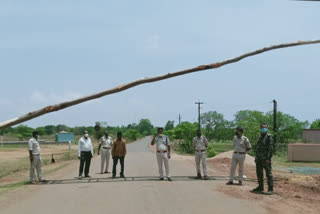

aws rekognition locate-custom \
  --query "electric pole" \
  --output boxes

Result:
[178,114,181,125]
[273,99,277,132]
[195,101,204,129]
[273,99,278,153]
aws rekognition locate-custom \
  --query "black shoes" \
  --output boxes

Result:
[251,186,264,193]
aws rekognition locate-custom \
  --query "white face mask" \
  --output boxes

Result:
[84,134,89,138]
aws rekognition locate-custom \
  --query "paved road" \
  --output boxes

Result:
[1,137,267,214]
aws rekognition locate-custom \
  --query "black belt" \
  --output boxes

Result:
[157,151,167,153]
[103,147,111,149]
[234,152,246,154]
[196,150,206,152]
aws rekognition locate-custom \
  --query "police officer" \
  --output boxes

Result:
[98,130,113,174]
[193,129,209,180]
[151,127,172,181]
[226,127,251,185]
[251,123,274,195]
[28,131,47,184]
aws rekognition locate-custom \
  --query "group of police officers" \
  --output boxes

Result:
[28,123,274,195]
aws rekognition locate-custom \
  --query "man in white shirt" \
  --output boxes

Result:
[28,131,46,184]
[151,127,172,181]
[98,130,113,174]
[193,129,209,180]
[78,130,93,179]
[226,127,252,185]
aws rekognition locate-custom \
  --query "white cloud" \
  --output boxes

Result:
[145,35,160,49]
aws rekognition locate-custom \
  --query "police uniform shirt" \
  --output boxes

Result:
[155,135,170,151]
[28,137,40,155]
[193,136,208,151]
[233,135,251,153]
[100,136,113,148]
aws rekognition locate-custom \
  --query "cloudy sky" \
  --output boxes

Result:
[1,0,319,128]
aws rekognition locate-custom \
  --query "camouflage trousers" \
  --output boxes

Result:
[255,159,273,190]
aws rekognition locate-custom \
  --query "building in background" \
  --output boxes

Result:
[55,131,74,143]
[302,129,320,144]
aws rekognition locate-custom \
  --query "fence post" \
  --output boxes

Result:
[0,135,3,147]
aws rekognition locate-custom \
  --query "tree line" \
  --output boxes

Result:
[1,110,319,148]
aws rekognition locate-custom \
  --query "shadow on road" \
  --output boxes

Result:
[31,176,260,185]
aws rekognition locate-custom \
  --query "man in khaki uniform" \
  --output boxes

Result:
[28,131,47,184]
[151,127,172,181]
[226,127,251,185]
[112,132,126,178]
[193,129,209,180]
[98,130,113,174]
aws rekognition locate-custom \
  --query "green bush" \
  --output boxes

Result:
[207,148,216,158]
[207,144,217,158]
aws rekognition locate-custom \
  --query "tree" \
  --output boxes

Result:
[137,119,153,135]
[35,127,46,136]
[44,125,56,135]
[171,122,198,153]
[234,110,268,145]
[310,119,320,129]
[56,124,70,132]
[200,111,232,140]
[164,120,174,131]
[266,111,309,144]
[124,129,140,141]
[14,125,34,140]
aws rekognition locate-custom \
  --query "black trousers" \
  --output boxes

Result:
[79,151,92,177]
[112,156,125,176]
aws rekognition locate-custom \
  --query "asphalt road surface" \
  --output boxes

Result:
[1,137,267,214]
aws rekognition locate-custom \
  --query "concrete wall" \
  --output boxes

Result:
[288,144,320,161]
[302,129,320,144]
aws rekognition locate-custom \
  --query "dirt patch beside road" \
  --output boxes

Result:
[208,152,320,214]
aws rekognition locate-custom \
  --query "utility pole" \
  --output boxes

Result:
[273,99,278,153]
[178,114,181,125]
[195,101,204,129]
[273,99,277,132]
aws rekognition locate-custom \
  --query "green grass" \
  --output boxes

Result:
[0,144,28,150]
[210,142,233,154]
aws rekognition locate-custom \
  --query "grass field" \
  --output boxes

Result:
[0,144,82,179]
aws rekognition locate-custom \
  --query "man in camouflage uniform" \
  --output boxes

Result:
[251,123,274,195]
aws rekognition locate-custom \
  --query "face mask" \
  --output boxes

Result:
[261,128,268,133]
[84,134,89,137]
[235,132,238,136]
